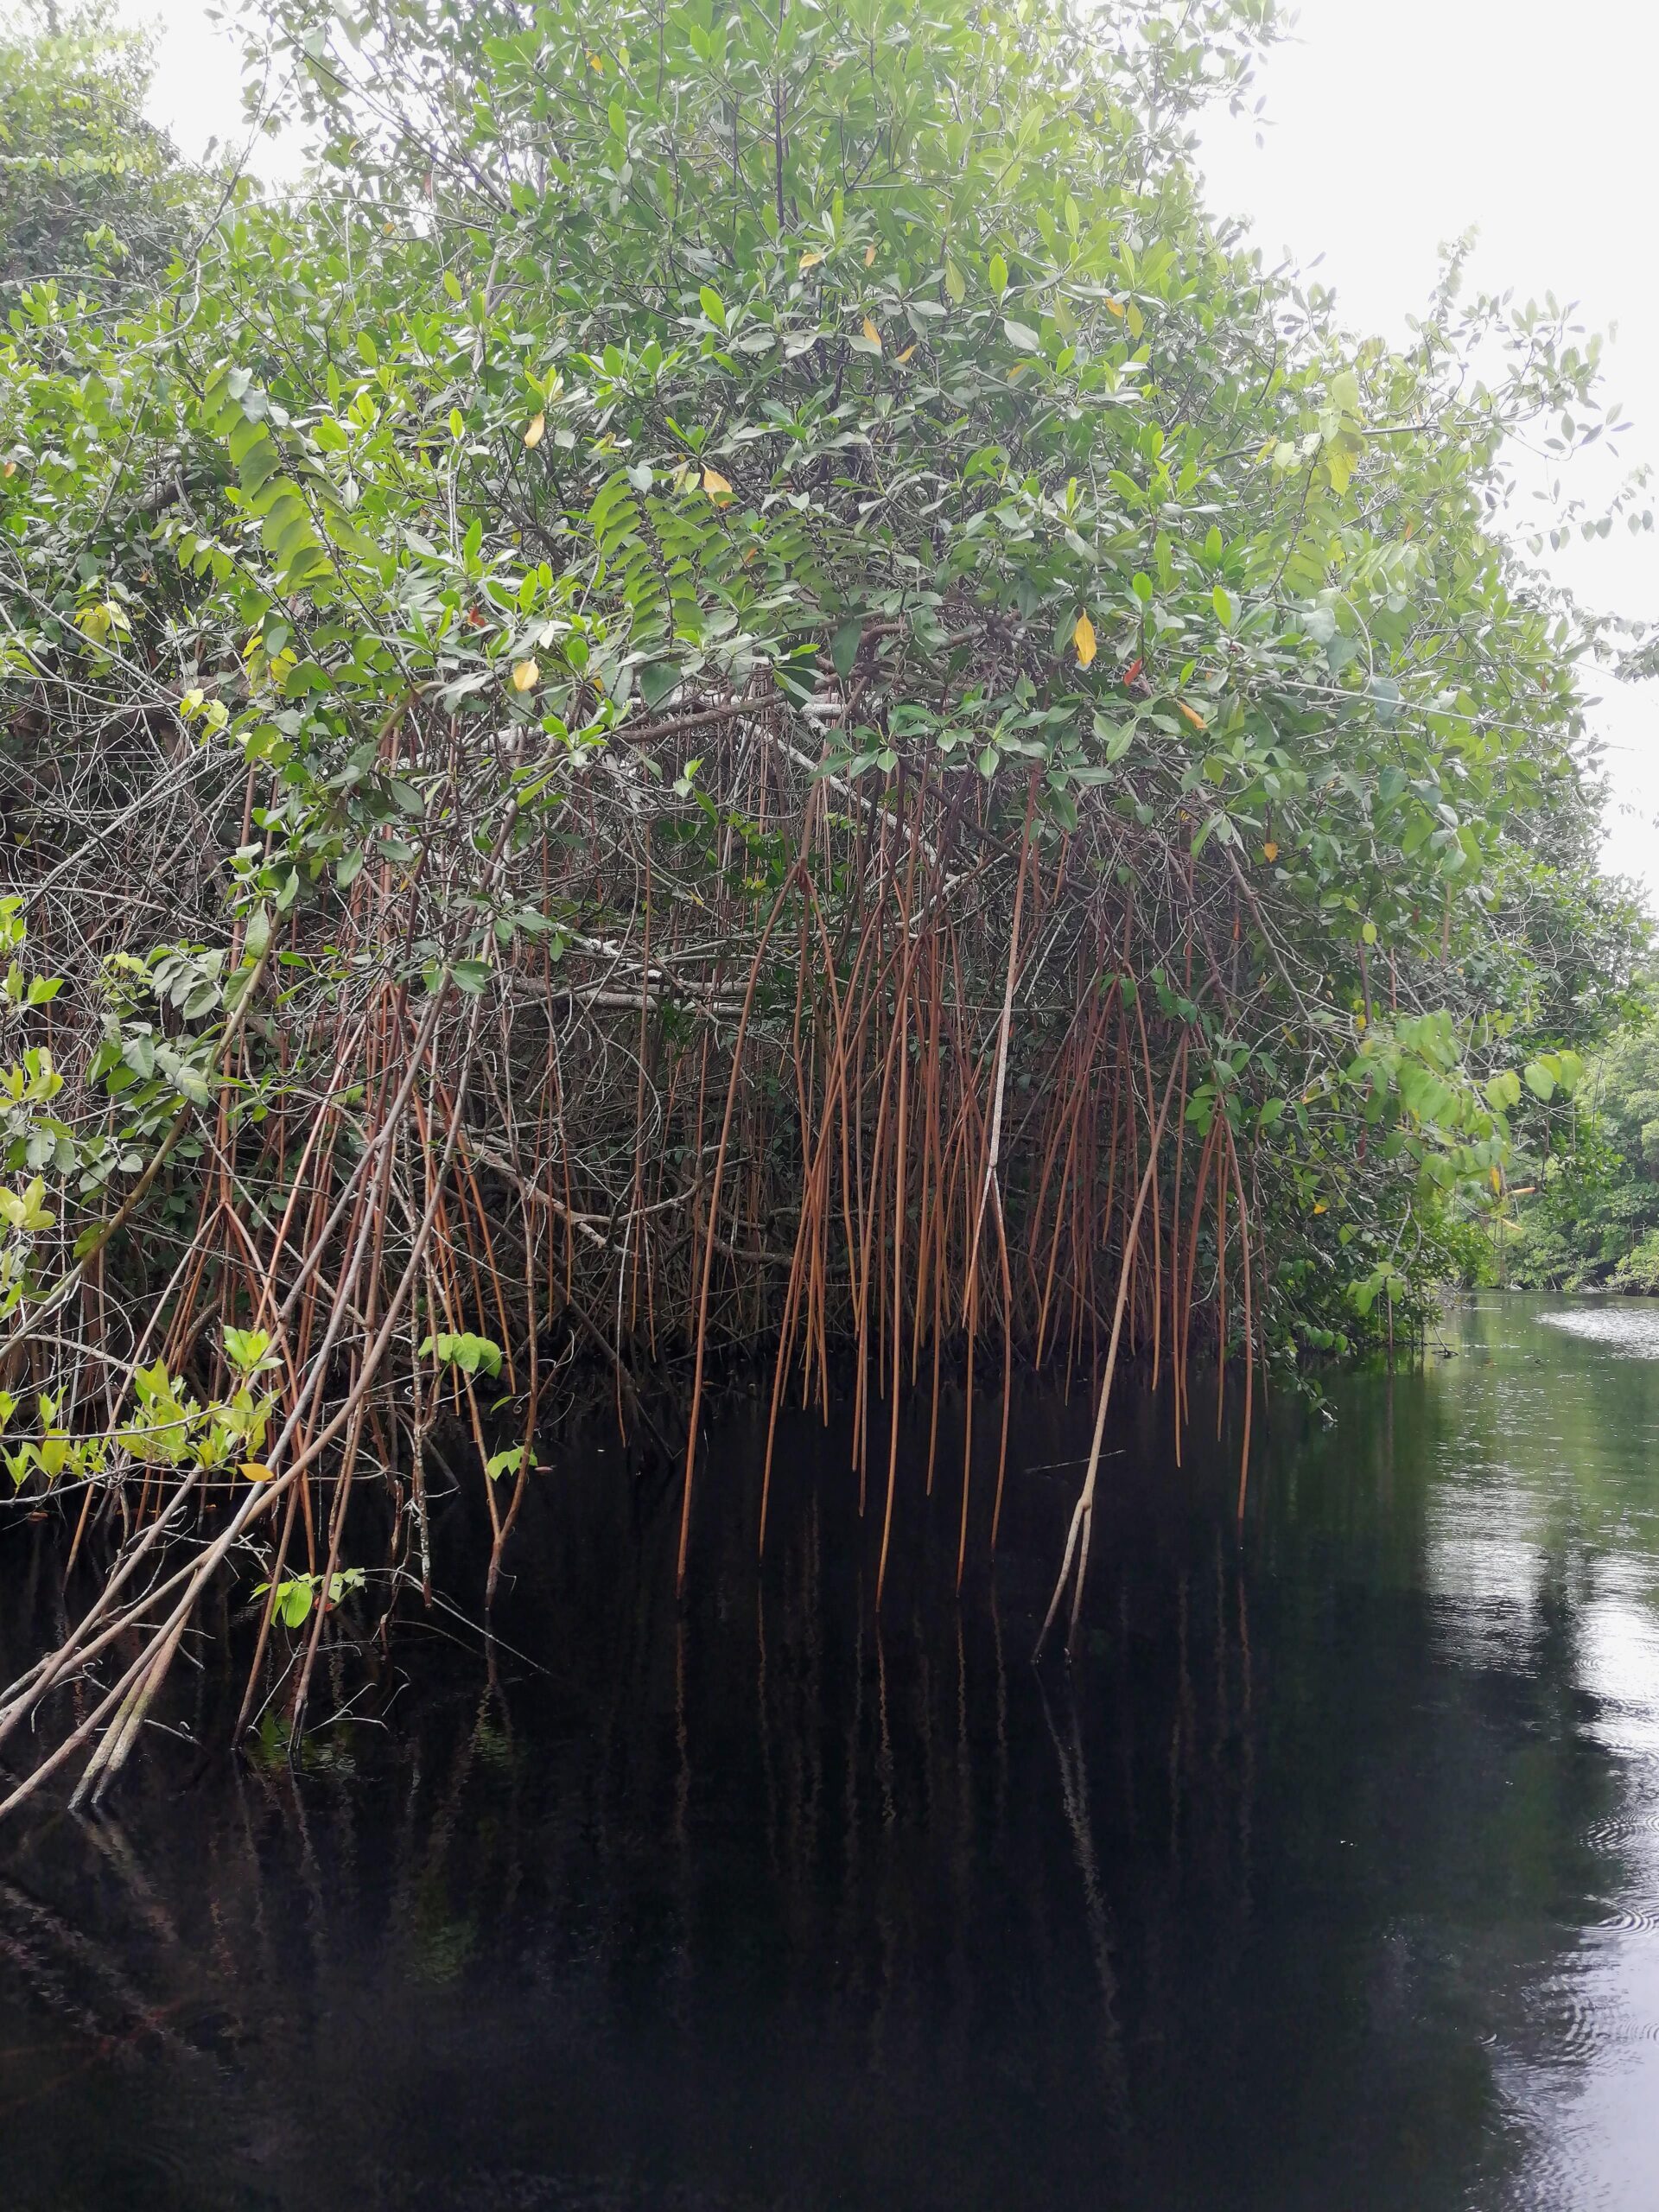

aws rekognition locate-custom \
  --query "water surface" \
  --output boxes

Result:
[4,1293,1659,2209]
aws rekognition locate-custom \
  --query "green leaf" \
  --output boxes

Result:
[1092,715,1135,765]
[420,1331,504,1378]
[224,1326,276,1373]
[639,659,680,709]
[830,618,863,680]
[244,902,272,960]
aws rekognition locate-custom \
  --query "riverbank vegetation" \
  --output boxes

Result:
[0,0,1648,1803]
[1502,994,1659,1291]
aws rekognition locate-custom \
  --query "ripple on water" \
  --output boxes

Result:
[1554,1983,1608,2066]
[1589,1897,1659,1936]
[1537,1302,1659,1358]
[1581,1809,1659,1853]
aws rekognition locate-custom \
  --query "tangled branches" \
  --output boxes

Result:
[0,0,1643,1808]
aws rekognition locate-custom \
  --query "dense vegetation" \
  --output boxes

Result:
[1503,997,1659,1291]
[0,0,1647,1800]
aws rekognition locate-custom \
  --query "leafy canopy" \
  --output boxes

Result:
[0,0,1648,1382]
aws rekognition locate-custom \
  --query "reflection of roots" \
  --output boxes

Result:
[1038,1675,1127,2096]
[1,1503,1278,2185]
[0,1876,195,2074]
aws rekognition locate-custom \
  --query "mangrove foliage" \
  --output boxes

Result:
[0,0,1647,1801]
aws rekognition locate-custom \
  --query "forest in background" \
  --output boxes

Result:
[1503,994,1659,1291]
[0,0,1651,1799]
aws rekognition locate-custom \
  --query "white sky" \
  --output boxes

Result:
[1197,0,1659,903]
[118,0,1659,900]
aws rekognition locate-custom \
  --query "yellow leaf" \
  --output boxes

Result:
[1106,298,1126,318]
[512,658,539,692]
[524,412,545,449]
[1178,702,1207,731]
[702,467,734,501]
[798,250,823,271]
[1313,1201,1327,1216]
[895,344,916,365]
[863,243,875,266]
[862,316,881,349]
[1073,611,1097,668]
[240,1461,276,1484]
[1262,842,1279,862]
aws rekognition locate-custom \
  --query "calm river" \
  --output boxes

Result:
[4,1292,1659,2209]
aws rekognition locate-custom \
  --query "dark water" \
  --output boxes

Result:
[4,1294,1659,2209]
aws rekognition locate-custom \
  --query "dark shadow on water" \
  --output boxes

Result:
[4,1294,1659,2209]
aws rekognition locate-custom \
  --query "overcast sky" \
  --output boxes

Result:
[118,0,1659,898]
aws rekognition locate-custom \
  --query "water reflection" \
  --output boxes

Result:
[3,1296,1659,2207]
